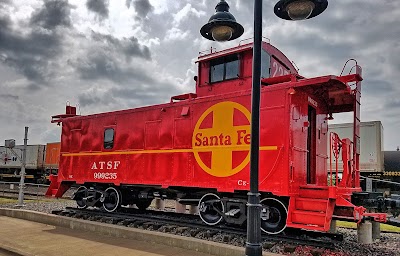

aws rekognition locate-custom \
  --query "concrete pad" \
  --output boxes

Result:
[0,208,280,256]
[0,216,211,256]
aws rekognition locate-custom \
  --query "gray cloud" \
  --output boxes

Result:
[362,79,394,96]
[110,87,157,100]
[0,94,18,100]
[0,0,74,86]
[133,0,153,19]
[1,0,400,151]
[69,31,152,84]
[30,0,72,29]
[72,51,154,85]
[0,13,63,84]
[86,0,109,19]
[384,99,400,110]
[90,32,151,60]
[78,89,113,107]
[78,84,180,108]
[73,53,140,84]
[0,0,10,7]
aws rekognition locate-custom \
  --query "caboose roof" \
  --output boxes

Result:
[197,42,252,62]
[197,41,298,73]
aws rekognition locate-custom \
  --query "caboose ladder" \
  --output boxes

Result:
[287,185,335,231]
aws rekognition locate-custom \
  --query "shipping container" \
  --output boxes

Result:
[0,145,45,170]
[383,151,400,184]
[328,121,384,173]
[0,144,46,181]
[44,142,60,169]
[44,142,60,179]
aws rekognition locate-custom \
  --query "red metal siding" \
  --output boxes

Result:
[58,90,291,193]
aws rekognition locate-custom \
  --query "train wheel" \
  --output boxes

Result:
[135,199,153,210]
[75,186,88,209]
[260,198,288,235]
[103,187,121,212]
[198,193,224,226]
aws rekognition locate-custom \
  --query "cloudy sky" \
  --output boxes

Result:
[0,0,399,150]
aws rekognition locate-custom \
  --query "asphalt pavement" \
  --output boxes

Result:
[0,216,214,256]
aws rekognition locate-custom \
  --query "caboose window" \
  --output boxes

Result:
[261,49,271,79]
[210,54,239,83]
[104,128,114,149]
[211,62,224,82]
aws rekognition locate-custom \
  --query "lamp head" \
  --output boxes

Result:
[200,0,244,42]
[274,0,328,21]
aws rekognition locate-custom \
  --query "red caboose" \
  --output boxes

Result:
[47,41,389,234]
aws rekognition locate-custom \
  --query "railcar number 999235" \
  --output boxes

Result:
[94,172,117,180]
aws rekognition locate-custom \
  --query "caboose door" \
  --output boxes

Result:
[307,105,316,184]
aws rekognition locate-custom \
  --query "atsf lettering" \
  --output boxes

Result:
[91,161,121,170]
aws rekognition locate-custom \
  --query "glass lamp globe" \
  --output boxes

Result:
[211,26,234,42]
[286,0,315,20]
[274,0,328,21]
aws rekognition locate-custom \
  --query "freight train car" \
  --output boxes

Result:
[47,41,400,234]
[384,151,400,180]
[0,143,60,183]
[0,145,46,182]
[328,121,384,175]
[383,151,400,191]
[328,122,400,189]
[44,142,61,181]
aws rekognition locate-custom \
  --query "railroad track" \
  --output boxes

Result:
[53,207,342,250]
[1,189,45,197]
[0,186,75,199]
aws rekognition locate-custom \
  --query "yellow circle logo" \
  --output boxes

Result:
[192,102,251,177]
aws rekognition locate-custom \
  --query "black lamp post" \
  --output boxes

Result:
[201,1,328,255]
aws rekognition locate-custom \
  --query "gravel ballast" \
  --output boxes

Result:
[1,199,399,256]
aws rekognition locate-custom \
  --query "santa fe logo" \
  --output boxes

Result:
[192,101,251,177]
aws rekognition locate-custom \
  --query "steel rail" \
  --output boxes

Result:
[55,207,338,250]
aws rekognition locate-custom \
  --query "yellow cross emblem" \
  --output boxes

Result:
[192,101,251,177]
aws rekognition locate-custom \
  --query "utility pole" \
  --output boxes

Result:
[16,127,28,207]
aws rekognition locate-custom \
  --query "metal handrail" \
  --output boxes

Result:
[329,132,341,186]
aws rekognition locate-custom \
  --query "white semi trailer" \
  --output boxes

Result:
[328,121,384,175]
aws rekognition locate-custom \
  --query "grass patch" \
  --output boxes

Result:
[337,220,400,233]
[0,198,18,204]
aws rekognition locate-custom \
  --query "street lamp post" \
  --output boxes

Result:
[246,0,263,254]
[201,1,328,255]
[17,127,28,207]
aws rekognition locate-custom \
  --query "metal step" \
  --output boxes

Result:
[299,185,329,199]
[291,210,327,227]
[295,198,328,212]
[286,223,326,232]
